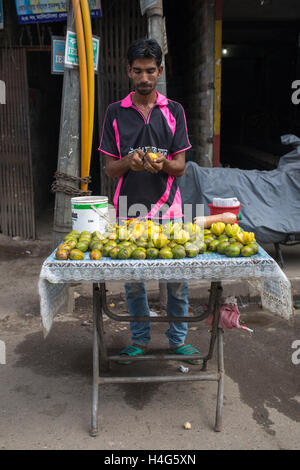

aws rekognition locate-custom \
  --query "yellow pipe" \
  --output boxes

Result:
[72,0,89,191]
[80,0,95,188]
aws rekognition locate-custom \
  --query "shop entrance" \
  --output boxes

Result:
[221,15,300,170]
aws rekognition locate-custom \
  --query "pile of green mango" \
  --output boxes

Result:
[55,219,259,261]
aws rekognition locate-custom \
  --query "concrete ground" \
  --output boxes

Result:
[0,207,299,450]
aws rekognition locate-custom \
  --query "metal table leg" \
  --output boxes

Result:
[90,280,225,436]
[90,283,100,437]
[215,326,224,432]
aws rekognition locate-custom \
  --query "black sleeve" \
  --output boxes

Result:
[169,104,192,156]
[98,105,120,158]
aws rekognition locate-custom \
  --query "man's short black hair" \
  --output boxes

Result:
[127,38,162,67]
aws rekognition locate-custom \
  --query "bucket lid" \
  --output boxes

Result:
[71,196,108,204]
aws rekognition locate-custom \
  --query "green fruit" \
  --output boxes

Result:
[168,240,178,250]
[218,234,229,241]
[217,241,230,254]
[147,240,155,249]
[135,239,148,249]
[184,242,200,258]
[208,240,220,252]
[65,239,77,250]
[118,241,132,248]
[68,231,80,238]
[109,246,120,259]
[102,242,117,257]
[76,241,89,252]
[80,231,91,238]
[241,245,255,257]
[146,248,159,259]
[69,249,85,260]
[228,237,237,244]
[131,248,147,260]
[204,236,215,246]
[64,234,78,243]
[92,231,104,240]
[247,243,259,254]
[231,242,243,250]
[225,244,241,257]
[101,238,109,245]
[194,240,207,253]
[159,247,173,259]
[89,240,103,251]
[79,236,92,244]
[118,247,131,260]
[107,232,117,241]
[172,245,186,259]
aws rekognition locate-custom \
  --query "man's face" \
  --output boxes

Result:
[127,58,163,96]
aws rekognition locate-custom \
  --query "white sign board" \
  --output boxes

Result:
[64,30,100,72]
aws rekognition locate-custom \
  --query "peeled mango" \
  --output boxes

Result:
[225,223,240,237]
[174,229,190,245]
[130,223,145,239]
[235,231,255,245]
[152,233,169,249]
[148,152,159,160]
[210,222,225,237]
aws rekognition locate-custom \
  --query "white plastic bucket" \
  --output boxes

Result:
[71,196,108,233]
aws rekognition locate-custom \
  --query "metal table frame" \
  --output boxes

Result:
[90,280,224,437]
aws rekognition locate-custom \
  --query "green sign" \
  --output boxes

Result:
[65,30,100,72]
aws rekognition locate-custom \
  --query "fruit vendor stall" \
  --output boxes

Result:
[38,218,293,437]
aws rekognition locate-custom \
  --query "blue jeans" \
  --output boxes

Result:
[125,281,189,348]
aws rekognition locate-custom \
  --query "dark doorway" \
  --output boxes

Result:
[221,20,300,170]
[27,50,62,219]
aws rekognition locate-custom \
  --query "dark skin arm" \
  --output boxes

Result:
[104,150,186,178]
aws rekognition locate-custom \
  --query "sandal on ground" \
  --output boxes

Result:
[169,344,203,365]
[118,345,145,365]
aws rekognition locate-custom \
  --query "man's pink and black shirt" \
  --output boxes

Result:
[98,91,191,221]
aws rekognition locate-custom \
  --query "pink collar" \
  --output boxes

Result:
[120,91,168,108]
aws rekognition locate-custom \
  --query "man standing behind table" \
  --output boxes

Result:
[98,38,202,365]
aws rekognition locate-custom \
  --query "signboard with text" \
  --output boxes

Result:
[15,0,102,24]
[51,32,100,74]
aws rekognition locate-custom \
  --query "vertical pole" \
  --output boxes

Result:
[147,0,167,96]
[90,283,100,437]
[213,0,223,168]
[52,0,81,249]
[215,326,224,432]
[147,0,168,312]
